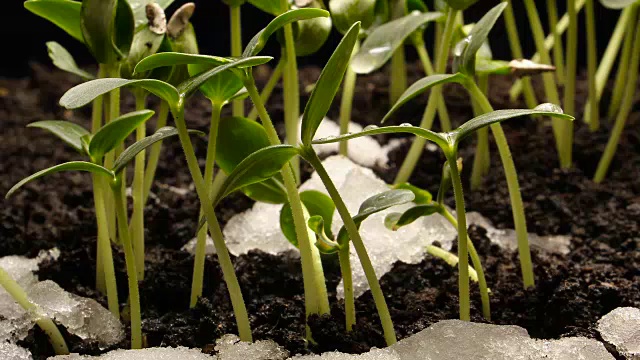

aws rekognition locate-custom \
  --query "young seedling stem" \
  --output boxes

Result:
[0,267,69,355]
[607,6,638,120]
[94,65,108,294]
[132,89,148,280]
[172,101,253,341]
[231,5,244,117]
[143,100,170,202]
[103,63,122,244]
[584,0,598,131]
[339,40,360,156]
[389,0,408,104]
[190,101,223,307]
[547,0,565,85]
[394,8,458,185]
[470,74,490,190]
[281,0,301,183]
[594,11,640,183]
[563,0,578,167]
[303,149,397,345]
[248,58,284,121]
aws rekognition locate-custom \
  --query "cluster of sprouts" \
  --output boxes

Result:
[6,0,636,355]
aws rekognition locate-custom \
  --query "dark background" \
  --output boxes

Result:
[2,0,621,77]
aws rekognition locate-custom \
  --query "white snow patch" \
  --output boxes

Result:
[597,307,640,359]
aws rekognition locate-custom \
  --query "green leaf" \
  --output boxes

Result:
[451,2,506,76]
[128,0,174,29]
[300,190,336,238]
[383,73,467,122]
[384,204,440,230]
[89,110,155,160]
[329,0,376,34]
[46,42,94,80]
[134,52,230,75]
[6,161,115,198]
[311,123,450,150]
[443,0,478,10]
[112,126,203,174]
[393,183,432,204]
[301,22,361,145]
[60,78,179,109]
[177,56,273,98]
[81,0,135,63]
[121,25,166,79]
[243,8,330,57]
[27,120,90,154]
[352,11,442,74]
[336,189,415,245]
[307,215,340,254]
[247,0,280,15]
[215,145,300,205]
[294,0,333,56]
[599,0,639,9]
[187,63,244,104]
[452,104,575,146]
[216,116,288,204]
[24,0,84,43]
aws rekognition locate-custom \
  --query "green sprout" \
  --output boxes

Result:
[313,104,573,320]
[0,268,69,355]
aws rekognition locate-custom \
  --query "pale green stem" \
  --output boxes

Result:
[446,154,470,321]
[132,91,147,280]
[281,0,300,183]
[303,149,396,345]
[111,177,142,349]
[231,5,244,118]
[562,0,577,168]
[440,208,490,320]
[172,101,253,341]
[547,0,565,84]
[0,267,69,355]
[93,65,107,294]
[426,245,480,282]
[338,246,355,331]
[585,0,599,132]
[522,0,567,168]
[394,8,458,185]
[594,13,640,183]
[607,7,637,120]
[244,75,330,339]
[190,101,223,308]
[339,40,360,156]
[466,80,535,289]
[413,36,451,131]
[510,0,586,100]
[470,75,490,190]
[502,0,538,108]
[248,58,284,121]
[103,63,122,244]
[143,100,170,203]
[389,0,408,104]
[584,7,632,125]
[93,172,120,317]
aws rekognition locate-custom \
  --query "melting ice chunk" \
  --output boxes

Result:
[49,347,215,359]
[596,307,640,359]
[0,342,32,360]
[215,334,289,360]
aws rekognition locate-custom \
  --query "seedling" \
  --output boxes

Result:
[0,268,69,355]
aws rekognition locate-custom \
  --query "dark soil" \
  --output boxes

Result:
[1,62,638,359]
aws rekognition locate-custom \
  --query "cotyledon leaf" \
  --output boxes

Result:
[46,42,94,80]
[27,120,90,154]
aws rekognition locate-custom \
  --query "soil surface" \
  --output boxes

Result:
[1,63,638,359]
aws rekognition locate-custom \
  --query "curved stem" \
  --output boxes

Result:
[465,80,535,289]
[281,0,300,182]
[103,63,122,244]
[594,12,640,183]
[607,7,638,120]
[446,154,470,321]
[143,100,170,203]
[111,177,141,349]
[304,149,396,345]
[522,0,566,167]
[584,0,598,131]
[440,208,490,320]
[172,102,252,341]
[0,267,69,355]
[339,40,360,156]
[394,8,458,185]
[585,7,632,125]
[413,37,451,131]
[231,5,244,118]
[132,91,148,280]
[93,172,120,318]
[93,65,106,294]
[248,58,284,121]
[244,75,330,338]
[547,0,565,85]
[190,101,223,307]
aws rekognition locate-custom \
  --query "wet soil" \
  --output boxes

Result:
[0,63,638,358]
